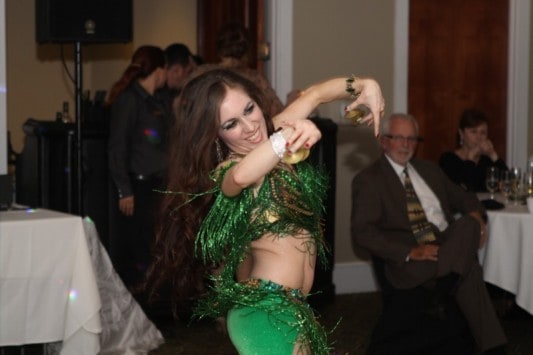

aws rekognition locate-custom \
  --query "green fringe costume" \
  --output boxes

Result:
[194,161,331,354]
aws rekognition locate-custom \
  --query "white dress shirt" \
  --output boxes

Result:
[385,156,449,231]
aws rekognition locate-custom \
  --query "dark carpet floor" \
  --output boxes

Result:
[149,289,533,355]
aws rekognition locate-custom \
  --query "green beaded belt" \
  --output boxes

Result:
[240,278,305,302]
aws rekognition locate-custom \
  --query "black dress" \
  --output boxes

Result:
[438,151,508,192]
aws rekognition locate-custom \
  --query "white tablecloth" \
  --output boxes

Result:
[0,209,102,354]
[82,217,164,354]
[478,197,533,315]
[0,209,164,354]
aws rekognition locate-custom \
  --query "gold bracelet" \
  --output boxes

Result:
[346,74,360,100]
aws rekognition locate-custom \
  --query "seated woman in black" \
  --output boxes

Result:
[439,108,508,191]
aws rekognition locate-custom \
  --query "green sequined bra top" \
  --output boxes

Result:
[196,161,328,270]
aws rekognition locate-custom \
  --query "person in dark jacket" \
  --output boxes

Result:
[352,113,507,354]
[106,45,169,297]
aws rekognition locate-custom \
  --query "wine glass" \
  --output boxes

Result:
[500,170,512,203]
[485,167,499,200]
[510,167,522,204]
[525,170,533,197]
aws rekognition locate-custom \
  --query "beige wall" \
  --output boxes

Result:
[530,2,533,160]
[7,0,196,152]
[293,0,395,263]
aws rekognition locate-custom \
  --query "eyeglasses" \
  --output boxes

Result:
[383,134,422,144]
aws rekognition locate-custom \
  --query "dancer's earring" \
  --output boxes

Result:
[215,138,224,163]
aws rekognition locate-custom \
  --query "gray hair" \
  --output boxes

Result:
[380,113,419,136]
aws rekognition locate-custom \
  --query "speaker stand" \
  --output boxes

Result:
[74,41,83,215]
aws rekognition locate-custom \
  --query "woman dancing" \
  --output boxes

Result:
[146,69,384,354]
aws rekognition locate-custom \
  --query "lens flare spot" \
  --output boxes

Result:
[144,128,161,144]
[69,289,78,301]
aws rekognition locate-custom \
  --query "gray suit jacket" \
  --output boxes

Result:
[351,154,485,288]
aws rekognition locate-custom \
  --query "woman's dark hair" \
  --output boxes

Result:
[459,108,489,130]
[144,69,273,316]
[105,45,165,107]
[216,22,251,60]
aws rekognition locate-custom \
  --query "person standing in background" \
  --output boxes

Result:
[191,22,285,118]
[156,43,198,116]
[164,43,197,93]
[106,45,169,305]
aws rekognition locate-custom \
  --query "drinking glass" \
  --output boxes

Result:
[485,167,499,200]
[510,167,522,204]
[525,170,533,197]
[500,170,512,203]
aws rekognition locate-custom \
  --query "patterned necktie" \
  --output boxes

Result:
[403,168,437,244]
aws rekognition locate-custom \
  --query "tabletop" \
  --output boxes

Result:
[0,208,102,353]
[478,193,533,315]
[0,208,164,354]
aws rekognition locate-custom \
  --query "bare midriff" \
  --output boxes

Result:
[240,231,316,295]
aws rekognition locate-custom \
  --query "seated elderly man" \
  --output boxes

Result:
[351,113,506,354]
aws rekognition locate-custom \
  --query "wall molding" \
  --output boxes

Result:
[265,0,293,103]
[507,0,530,168]
[333,261,378,294]
[0,0,6,174]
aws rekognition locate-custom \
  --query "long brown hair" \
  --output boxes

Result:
[144,69,274,315]
[105,45,165,107]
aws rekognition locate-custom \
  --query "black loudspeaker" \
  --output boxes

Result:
[35,0,133,43]
[16,119,111,247]
[0,174,13,210]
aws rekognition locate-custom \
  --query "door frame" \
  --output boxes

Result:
[0,0,6,174]
[268,0,530,168]
[264,1,293,104]
[506,0,530,168]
